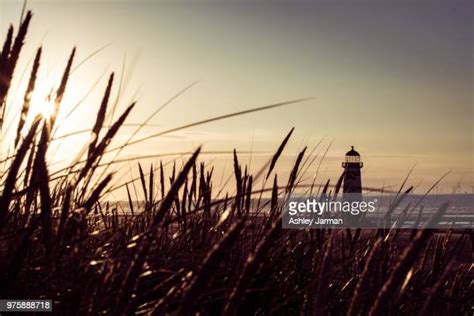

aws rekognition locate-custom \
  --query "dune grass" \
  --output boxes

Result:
[0,12,472,315]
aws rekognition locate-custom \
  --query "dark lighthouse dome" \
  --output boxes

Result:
[342,146,363,168]
[345,146,360,157]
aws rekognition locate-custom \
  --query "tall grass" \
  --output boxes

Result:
[0,12,472,315]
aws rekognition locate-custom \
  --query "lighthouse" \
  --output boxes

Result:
[342,146,363,194]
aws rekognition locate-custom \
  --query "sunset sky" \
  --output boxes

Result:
[1,0,472,194]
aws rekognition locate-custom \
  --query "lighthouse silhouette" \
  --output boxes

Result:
[342,146,363,194]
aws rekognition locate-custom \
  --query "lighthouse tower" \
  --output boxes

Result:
[342,146,363,194]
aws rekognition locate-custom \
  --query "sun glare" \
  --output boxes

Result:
[29,82,55,120]
[18,85,55,140]
[38,99,55,120]
[29,101,53,121]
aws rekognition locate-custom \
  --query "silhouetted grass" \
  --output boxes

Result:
[0,11,471,316]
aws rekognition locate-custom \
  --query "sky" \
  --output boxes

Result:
[0,0,472,195]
